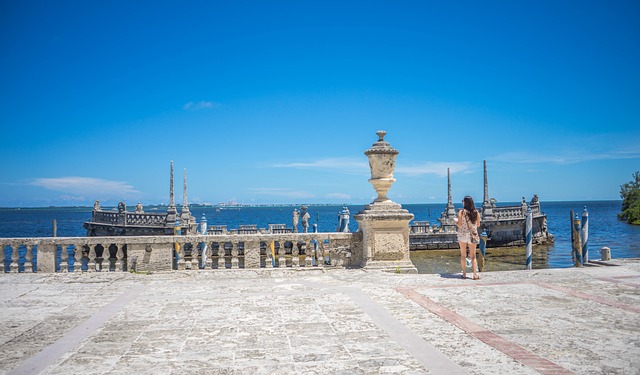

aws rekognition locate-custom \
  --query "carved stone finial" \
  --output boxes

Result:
[376,130,386,141]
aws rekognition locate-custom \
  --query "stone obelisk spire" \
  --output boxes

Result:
[180,168,194,233]
[169,161,175,207]
[439,167,457,230]
[182,168,190,215]
[166,161,178,223]
[481,160,494,218]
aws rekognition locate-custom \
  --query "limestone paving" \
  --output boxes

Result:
[1,260,639,374]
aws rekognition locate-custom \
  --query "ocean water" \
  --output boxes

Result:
[1,201,639,273]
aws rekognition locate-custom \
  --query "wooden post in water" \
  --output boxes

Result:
[572,212,582,267]
[52,219,57,237]
[581,206,589,263]
[525,207,532,270]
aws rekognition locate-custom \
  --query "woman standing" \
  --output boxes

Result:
[456,196,481,280]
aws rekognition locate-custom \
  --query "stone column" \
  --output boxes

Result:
[278,241,286,268]
[87,244,97,272]
[204,241,213,269]
[217,243,226,269]
[231,242,239,269]
[116,244,126,271]
[24,245,34,273]
[354,131,417,273]
[8,245,19,273]
[59,244,69,273]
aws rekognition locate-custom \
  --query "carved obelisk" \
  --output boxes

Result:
[166,161,178,224]
[439,167,457,231]
[481,160,494,219]
[180,168,193,228]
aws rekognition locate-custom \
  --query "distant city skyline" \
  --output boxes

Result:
[1,1,639,207]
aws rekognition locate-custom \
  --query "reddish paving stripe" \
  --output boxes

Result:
[397,287,575,375]
[536,282,640,313]
[595,277,640,288]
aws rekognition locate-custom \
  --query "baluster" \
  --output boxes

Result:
[59,244,69,272]
[193,242,201,269]
[204,241,212,269]
[70,244,82,272]
[101,245,111,272]
[177,241,186,270]
[87,244,97,272]
[292,241,300,267]
[278,241,286,268]
[24,244,34,273]
[218,243,226,269]
[305,240,313,267]
[264,242,273,268]
[9,245,19,273]
[231,242,239,269]
[115,244,124,271]
[185,243,194,270]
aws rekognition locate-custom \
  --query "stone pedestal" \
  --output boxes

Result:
[354,130,417,273]
[355,202,416,273]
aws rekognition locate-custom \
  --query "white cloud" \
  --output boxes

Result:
[271,158,368,174]
[246,187,316,199]
[396,162,475,177]
[29,177,139,195]
[183,101,221,110]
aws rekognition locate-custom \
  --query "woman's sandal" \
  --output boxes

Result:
[461,273,466,279]
[473,275,480,280]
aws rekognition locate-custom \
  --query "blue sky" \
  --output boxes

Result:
[1,1,639,207]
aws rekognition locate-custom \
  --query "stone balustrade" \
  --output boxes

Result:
[1,232,358,273]
[92,210,168,227]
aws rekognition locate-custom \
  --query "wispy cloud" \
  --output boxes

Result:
[183,101,221,110]
[246,187,316,199]
[271,158,368,174]
[29,177,139,195]
[492,149,640,165]
[396,162,475,177]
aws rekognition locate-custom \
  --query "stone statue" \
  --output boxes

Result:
[301,206,310,233]
[292,209,299,233]
[530,194,539,205]
[135,202,144,213]
[118,201,126,213]
[93,200,101,211]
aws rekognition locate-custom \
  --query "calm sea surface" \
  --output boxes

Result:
[1,201,639,273]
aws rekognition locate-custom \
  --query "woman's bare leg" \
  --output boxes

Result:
[469,243,479,279]
[458,241,467,278]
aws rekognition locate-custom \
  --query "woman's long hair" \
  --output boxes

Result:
[463,196,478,223]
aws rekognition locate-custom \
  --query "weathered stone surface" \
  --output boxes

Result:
[1,261,639,374]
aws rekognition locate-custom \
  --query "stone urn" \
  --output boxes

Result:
[354,130,417,273]
[365,130,399,204]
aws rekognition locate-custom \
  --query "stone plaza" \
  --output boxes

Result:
[1,259,639,374]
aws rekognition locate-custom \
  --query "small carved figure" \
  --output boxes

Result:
[530,194,539,205]
[118,201,126,213]
[292,209,299,233]
[301,208,310,233]
[135,202,144,213]
[93,200,101,211]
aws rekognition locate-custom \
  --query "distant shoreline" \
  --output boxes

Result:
[0,199,623,210]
